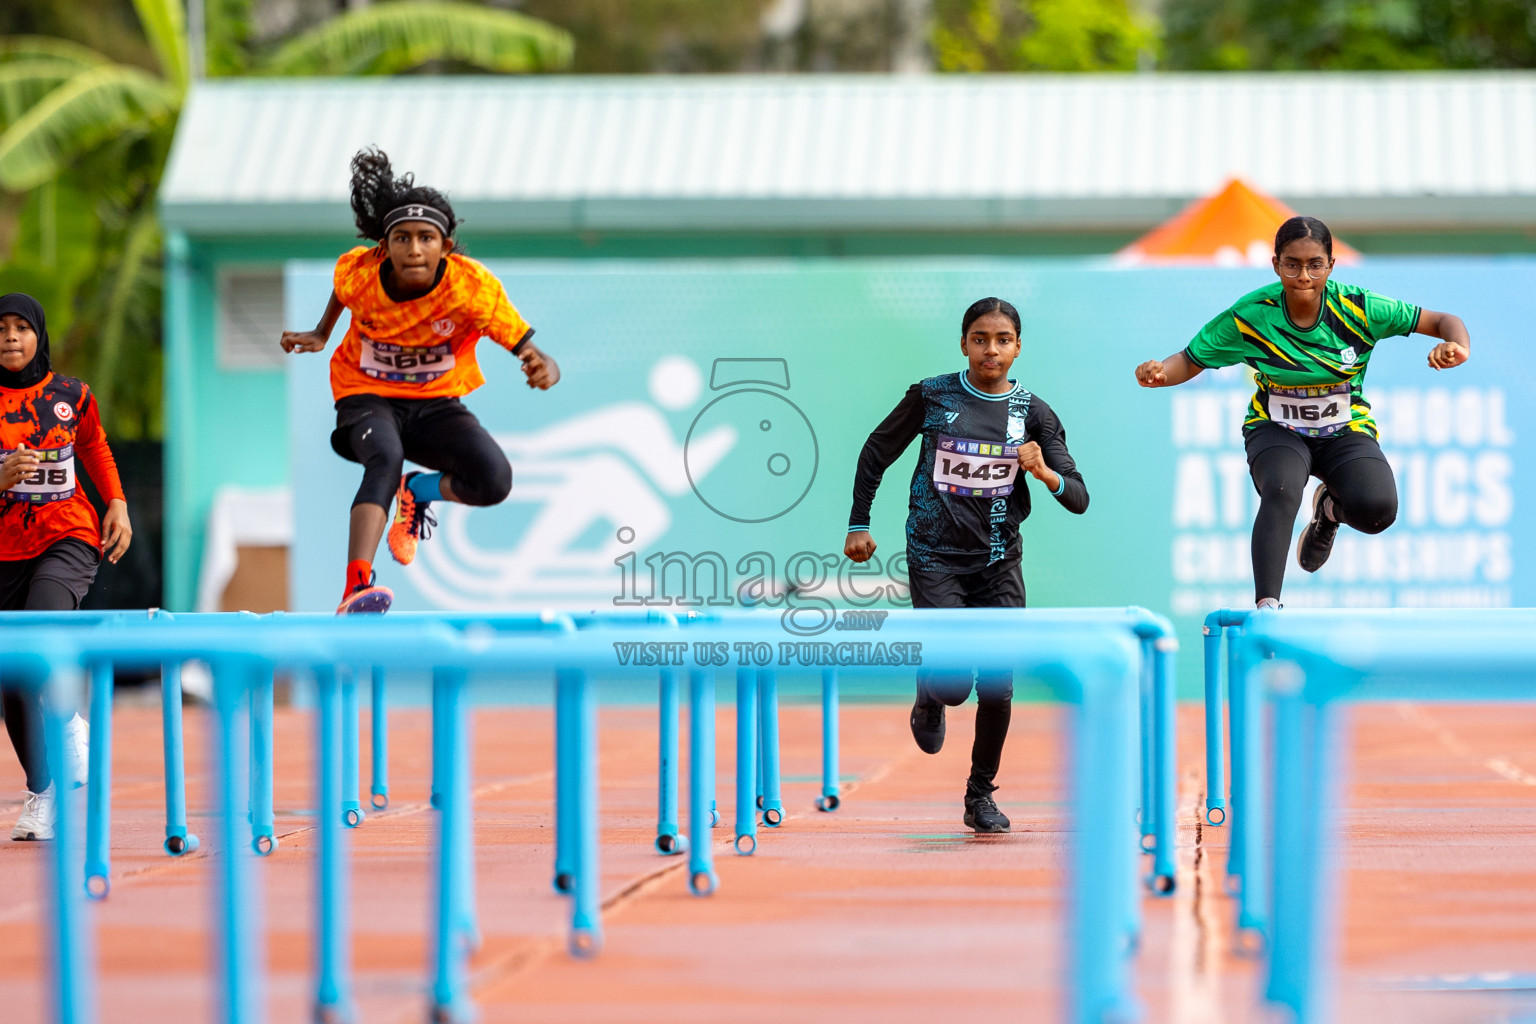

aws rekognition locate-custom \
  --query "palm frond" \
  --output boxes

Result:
[129,0,190,89]
[0,61,84,127]
[90,207,161,425]
[260,1,574,76]
[0,36,112,68]
[0,65,179,192]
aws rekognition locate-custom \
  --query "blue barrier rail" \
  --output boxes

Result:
[414,606,1177,893]
[888,607,1180,891]
[1201,608,1252,829]
[0,610,260,890]
[1230,611,1536,1024]
[21,605,1177,901]
[1203,608,1536,939]
[5,609,1146,1024]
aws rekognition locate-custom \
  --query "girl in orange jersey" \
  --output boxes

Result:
[0,292,132,839]
[281,149,560,613]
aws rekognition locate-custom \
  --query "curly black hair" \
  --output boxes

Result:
[349,146,461,249]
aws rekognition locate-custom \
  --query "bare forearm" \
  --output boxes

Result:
[1421,311,1470,349]
[1417,309,1471,370]
[1135,351,1203,388]
[313,292,344,338]
[1159,352,1201,386]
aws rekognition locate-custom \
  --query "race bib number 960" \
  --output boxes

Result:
[3,444,75,503]
[360,338,455,383]
[933,435,1019,497]
[1267,382,1352,437]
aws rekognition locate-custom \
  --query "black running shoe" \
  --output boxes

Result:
[963,791,1011,834]
[1297,485,1340,573]
[910,696,945,754]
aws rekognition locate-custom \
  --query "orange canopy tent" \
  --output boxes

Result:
[1116,178,1358,266]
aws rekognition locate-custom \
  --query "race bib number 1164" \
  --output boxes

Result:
[1267,382,1352,437]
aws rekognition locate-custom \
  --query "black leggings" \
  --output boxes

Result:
[1247,424,1398,602]
[908,557,1024,796]
[1,541,94,792]
[332,395,512,511]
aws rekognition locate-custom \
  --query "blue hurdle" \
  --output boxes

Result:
[5,651,95,1024]
[392,610,757,870]
[6,617,588,1021]
[10,611,703,1011]
[642,605,1178,890]
[42,602,1173,904]
[1028,607,1179,893]
[1232,611,1536,1024]
[1201,608,1251,830]
[817,667,840,812]
[881,606,1180,892]
[1205,607,1536,938]
[9,609,1147,1024]
[0,609,267,895]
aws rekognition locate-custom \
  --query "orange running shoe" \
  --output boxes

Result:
[337,574,394,615]
[387,472,437,566]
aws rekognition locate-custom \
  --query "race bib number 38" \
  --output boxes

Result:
[360,338,455,383]
[2,444,75,503]
[933,435,1019,497]
[1267,382,1352,437]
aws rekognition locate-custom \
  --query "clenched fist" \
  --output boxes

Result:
[280,330,327,354]
[0,444,39,491]
[1134,359,1167,387]
[1016,441,1051,482]
[844,530,876,564]
[1427,341,1468,370]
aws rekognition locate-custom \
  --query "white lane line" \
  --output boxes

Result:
[1169,766,1221,1024]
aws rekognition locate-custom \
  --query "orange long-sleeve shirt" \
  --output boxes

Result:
[0,373,124,560]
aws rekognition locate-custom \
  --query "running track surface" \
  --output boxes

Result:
[1,699,1535,1022]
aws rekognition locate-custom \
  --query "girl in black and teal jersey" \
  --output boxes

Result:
[844,297,1089,833]
[1135,216,1472,608]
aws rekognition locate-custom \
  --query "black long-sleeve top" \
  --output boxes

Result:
[847,372,1088,573]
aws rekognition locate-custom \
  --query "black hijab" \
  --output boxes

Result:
[0,292,50,390]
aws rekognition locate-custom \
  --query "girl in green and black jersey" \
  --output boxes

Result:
[1134,216,1471,608]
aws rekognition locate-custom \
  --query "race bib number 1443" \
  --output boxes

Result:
[933,435,1019,497]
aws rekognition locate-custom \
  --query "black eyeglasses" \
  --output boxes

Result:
[1278,259,1331,278]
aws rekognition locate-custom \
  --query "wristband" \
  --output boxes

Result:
[1051,474,1066,497]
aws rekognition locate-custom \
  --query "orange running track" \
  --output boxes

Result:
[2,698,1536,1022]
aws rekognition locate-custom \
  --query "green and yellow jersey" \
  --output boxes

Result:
[1183,279,1421,439]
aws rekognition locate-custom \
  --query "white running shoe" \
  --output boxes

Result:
[64,712,89,789]
[12,784,56,841]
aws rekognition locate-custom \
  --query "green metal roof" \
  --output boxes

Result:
[160,74,1536,236]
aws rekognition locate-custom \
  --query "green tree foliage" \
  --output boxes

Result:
[1163,0,1536,71]
[516,0,773,73]
[0,0,160,73]
[756,0,925,73]
[264,2,572,75]
[0,1,572,438]
[932,0,1158,72]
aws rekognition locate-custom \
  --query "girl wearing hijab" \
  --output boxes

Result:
[0,293,131,840]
